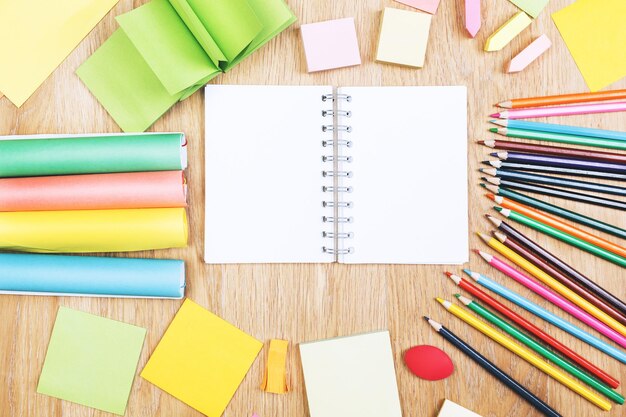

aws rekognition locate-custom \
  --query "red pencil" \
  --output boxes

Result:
[444,272,620,389]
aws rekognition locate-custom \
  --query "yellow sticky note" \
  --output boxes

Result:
[484,12,532,52]
[376,7,432,68]
[0,0,118,107]
[261,339,289,394]
[552,0,626,91]
[141,299,263,417]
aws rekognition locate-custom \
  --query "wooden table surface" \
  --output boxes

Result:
[1,1,624,416]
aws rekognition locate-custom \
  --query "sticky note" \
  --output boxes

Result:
[484,12,532,52]
[508,35,551,73]
[300,18,361,72]
[552,0,626,91]
[465,0,481,38]
[0,0,119,107]
[376,7,432,68]
[437,399,483,417]
[299,331,403,417]
[141,299,263,417]
[37,307,146,415]
[261,339,289,394]
[508,0,548,19]
[394,0,441,15]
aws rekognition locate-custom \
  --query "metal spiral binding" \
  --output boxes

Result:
[321,91,353,257]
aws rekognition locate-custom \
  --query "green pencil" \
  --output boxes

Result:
[495,207,626,268]
[490,127,626,151]
[481,183,626,239]
[455,294,625,404]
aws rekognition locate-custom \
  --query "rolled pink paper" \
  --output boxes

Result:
[508,35,551,73]
[487,253,626,349]
[494,101,626,119]
[395,0,441,14]
[465,0,481,38]
[0,171,187,211]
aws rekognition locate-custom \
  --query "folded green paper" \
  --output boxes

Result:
[77,0,295,132]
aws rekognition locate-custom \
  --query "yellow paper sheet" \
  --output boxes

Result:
[141,299,263,417]
[0,208,188,253]
[261,339,289,394]
[552,0,626,91]
[375,7,432,68]
[0,0,118,107]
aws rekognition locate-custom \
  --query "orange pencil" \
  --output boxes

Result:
[497,89,626,109]
[487,193,626,258]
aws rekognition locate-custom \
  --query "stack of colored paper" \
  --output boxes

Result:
[0,133,189,253]
[77,0,296,132]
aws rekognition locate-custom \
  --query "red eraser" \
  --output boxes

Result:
[403,345,454,380]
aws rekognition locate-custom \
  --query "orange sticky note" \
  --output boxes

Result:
[261,339,289,394]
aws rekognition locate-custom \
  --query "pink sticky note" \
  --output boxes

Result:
[508,35,552,73]
[301,18,361,72]
[395,0,441,14]
[465,0,481,38]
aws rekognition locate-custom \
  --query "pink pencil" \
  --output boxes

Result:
[465,0,481,38]
[477,250,626,349]
[490,101,626,119]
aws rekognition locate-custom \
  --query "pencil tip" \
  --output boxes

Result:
[489,127,497,133]
[486,193,495,200]
[444,271,453,277]
[489,113,500,118]
[454,293,461,298]
[471,248,480,255]
[423,316,430,322]
[495,206,503,212]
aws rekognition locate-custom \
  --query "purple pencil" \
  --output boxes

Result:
[492,151,626,173]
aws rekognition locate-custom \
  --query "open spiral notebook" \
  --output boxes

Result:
[204,85,468,264]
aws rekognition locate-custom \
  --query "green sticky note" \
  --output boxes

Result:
[117,0,220,96]
[76,30,185,132]
[37,307,146,415]
[508,0,548,18]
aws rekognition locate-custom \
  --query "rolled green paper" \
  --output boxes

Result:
[0,133,187,177]
[457,295,625,404]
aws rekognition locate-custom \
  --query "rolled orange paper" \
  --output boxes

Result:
[0,171,187,211]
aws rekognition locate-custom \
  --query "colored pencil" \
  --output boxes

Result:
[486,215,626,317]
[484,160,626,181]
[475,247,626,347]
[437,298,613,410]
[491,151,626,173]
[456,295,624,404]
[482,179,626,210]
[481,168,626,196]
[478,230,626,336]
[425,317,563,417]
[489,127,626,150]
[482,184,626,239]
[490,230,626,327]
[497,89,626,109]
[496,207,626,267]
[490,119,626,142]
[445,272,620,388]
[487,197,626,258]
[479,140,626,164]
[490,101,626,121]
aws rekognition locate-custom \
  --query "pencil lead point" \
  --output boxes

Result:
[489,127,497,133]
[423,316,430,322]
[494,206,503,212]
[489,113,500,118]
[454,293,461,298]
[444,271,453,277]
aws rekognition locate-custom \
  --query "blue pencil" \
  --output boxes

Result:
[491,119,626,142]
[462,269,626,364]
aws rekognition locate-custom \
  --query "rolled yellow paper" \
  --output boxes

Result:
[0,208,188,253]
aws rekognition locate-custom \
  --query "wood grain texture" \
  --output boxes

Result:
[0,1,624,417]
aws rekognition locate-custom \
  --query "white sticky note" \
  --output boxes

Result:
[300,331,403,417]
[508,35,551,72]
[437,400,483,417]
[376,7,432,68]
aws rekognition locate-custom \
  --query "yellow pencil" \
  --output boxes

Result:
[478,232,626,337]
[436,298,612,411]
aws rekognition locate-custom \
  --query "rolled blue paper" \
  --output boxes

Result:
[495,119,626,142]
[0,253,184,298]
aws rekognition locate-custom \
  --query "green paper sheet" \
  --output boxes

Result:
[37,307,146,415]
[0,133,186,177]
[77,0,295,132]
[508,0,548,18]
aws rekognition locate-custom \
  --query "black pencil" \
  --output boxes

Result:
[425,317,562,417]
[491,151,626,174]
[480,168,626,196]
[483,160,626,181]
[480,178,626,210]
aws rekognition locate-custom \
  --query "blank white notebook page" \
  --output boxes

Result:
[299,331,403,417]
[204,85,330,263]
[339,86,468,264]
